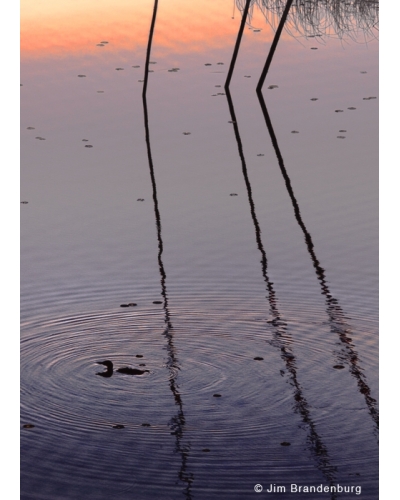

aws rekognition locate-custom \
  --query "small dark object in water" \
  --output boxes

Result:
[137,198,144,201]
[117,366,149,375]
[21,201,29,204]
[141,423,151,427]
[78,75,86,77]
[128,303,137,307]
[96,44,104,47]
[339,130,347,132]
[101,41,108,44]
[27,127,35,130]
[228,120,236,124]
[139,363,146,367]
[153,301,162,304]
[149,61,157,64]
[268,85,278,89]
[281,442,291,446]
[205,63,212,66]
[310,98,318,101]
[136,355,143,358]
[97,90,104,93]
[337,136,346,139]
[21,84,23,86]
[282,353,294,360]
[133,65,140,68]
[244,75,251,78]
[120,304,129,307]
[138,80,144,82]
[115,68,124,71]
[257,154,264,157]
[335,110,343,113]
[360,71,367,73]
[348,107,356,110]
[254,357,264,361]
[202,448,210,452]
[311,47,318,50]
[82,139,89,141]
[35,137,45,140]
[183,132,191,135]
[333,365,345,369]
[217,62,224,65]
[253,29,261,32]
[291,131,299,134]
[213,394,222,398]
[215,85,221,87]
[85,145,93,148]
[113,424,125,429]
[230,193,238,196]
[23,424,35,429]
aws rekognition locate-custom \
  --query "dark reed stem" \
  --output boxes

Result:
[225,0,252,89]
[142,0,159,98]
[256,0,293,92]
[256,89,378,433]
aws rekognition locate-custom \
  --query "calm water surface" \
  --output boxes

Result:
[21,1,378,498]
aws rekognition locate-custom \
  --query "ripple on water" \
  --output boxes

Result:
[21,301,378,498]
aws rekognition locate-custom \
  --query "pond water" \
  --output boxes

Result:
[20,1,378,498]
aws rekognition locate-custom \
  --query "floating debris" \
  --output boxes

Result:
[333,365,345,369]
[153,301,162,304]
[257,154,264,157]
[82,139,89,142]
[268,85,278,89]
[120,304,130,308]
[149,70,154,73]
[205,63,212,66]
[281,442,291,446]
[149,61,157,64]
[27,127,35,130]
[141,423,151,427]
[213,394,222,398]
[363,96,376,100]
[217,92,225,95]
[113,424,125,429]
[217,62,224,65]
[254,357,264,361]
[128,303,137,307]
[311,47,318,50]
[310,98,318,101]
[96,44,104,47]
[339,130,347,133]
[168,68,180,72]
[85,145,93,148]
[230,193,238,196]
[337,136,346,139]
[253,29,261,32]
[183,132,191,135]
[137,198,144,201]
[23,424,35,429]
[77,75,86,78]
[348,107,356,110]
[35,137,45,140]
[132,65,140,68]
[244,75,251,78]
[138,80,144,82]
[136,355,143,358]
[202,448,210,452]
[335,110,344,113]
[215,85,221,88]
[115,68,124,71]
[360,71,367,74]
[139,364,146,367]
[101,41,109,44]
[21,201,29,204]
[291,131,299,134]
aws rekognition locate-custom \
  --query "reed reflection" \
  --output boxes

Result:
[256,89,379,434]
[142,2,193,496]
[225,87,337,492]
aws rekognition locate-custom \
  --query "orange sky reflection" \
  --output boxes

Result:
[21,0,281,59]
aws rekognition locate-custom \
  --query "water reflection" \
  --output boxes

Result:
[256,89,379,434]
[142,3,193,496]
[237,0,379,40]
[225,87,338,493]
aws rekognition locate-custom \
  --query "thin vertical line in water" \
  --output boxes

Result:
[225,0,252,89]
[225,88,338,492]
[142,0,159,98]
[256,89,378,433]
[142,2,193,495]
[256,0,293,92]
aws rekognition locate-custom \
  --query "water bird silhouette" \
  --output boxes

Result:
[96,360,149,377]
